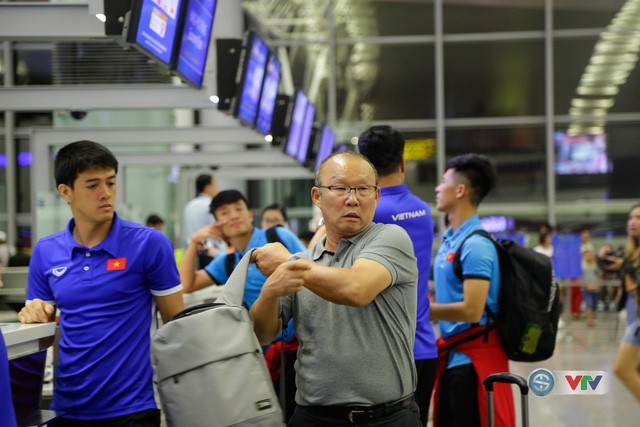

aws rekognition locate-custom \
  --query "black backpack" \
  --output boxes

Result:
[224,226,284,276]
[452,230,561,362]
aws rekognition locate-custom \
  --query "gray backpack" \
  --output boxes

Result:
[151,250,284,427]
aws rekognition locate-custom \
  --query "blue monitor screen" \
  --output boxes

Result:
[235,33,269,126]
[554,132,612,175]
[255,53,282,135]
[132,0,184,66]
[174,0,217,88]
[314,124,335,171]
[284,91,309,159]
[295,102,315,164]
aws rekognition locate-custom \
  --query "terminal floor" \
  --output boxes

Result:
[427,309,639,427]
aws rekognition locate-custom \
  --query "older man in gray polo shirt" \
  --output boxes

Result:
[251,151,420,427]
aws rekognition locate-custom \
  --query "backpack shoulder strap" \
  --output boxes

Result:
[266,225,284,244]
[452,229,494,281]
[224,252,236,277]
[224,226,283,277]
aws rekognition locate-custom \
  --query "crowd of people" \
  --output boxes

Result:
[3,133,639,427]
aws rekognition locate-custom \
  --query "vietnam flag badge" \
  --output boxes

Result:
[107,258,127,271]
[445,252,455,262]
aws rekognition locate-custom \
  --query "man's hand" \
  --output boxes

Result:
[261,260,311,297]
[253,242,294,276]
[18,298,55,324]
[190,222,225,246]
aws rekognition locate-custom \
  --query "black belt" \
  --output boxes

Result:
[302,395,415,424]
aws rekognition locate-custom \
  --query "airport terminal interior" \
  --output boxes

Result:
[1,0,640,425]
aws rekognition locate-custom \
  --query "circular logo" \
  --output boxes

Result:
[528,368,555,397]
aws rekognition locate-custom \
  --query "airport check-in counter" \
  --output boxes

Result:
[1,322,60,426]
[1,267,62,426]
[0,267,29,320]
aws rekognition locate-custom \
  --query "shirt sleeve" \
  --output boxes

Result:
[354,224,417,287]
[26,242,55,303]
[203,252,231,284]
[145,230,182,294]
[460,235,497,281]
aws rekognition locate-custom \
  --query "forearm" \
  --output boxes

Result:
[178,240,200,293]
[430,301,484,323]
[250,294,282,345]
[301,259,389,307]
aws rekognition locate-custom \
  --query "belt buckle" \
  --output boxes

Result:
[348,409,365,423]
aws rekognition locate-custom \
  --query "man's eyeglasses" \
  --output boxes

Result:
[317,185,378,198]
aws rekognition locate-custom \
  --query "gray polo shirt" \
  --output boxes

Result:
[281,222,418,406]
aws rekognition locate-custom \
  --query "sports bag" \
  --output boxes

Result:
[151,249,284,427]
[453,230,561,362]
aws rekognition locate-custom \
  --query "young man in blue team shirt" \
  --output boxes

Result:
[18,140,184,427]
[178,189,306,420]
[430,153,514,427]
[358,125,437,427]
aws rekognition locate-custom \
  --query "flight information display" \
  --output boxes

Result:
[130,0,184,66]
[174,0,218,87]
[235,33,269,126]
[255,53,282,134]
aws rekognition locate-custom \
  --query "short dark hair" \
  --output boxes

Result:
[54,140,118,187]
[446,153,497,206]
[146,214,164,226]
[357,125,404,176]
[195,174,213,194]
[262,203,288,222]
[210,190,249,218]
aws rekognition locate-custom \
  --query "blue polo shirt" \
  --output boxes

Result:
[204,226,306,340]
[27,213,182,420]
[374,184,437,360]
[0,333,17,427]
[434,215,500,368]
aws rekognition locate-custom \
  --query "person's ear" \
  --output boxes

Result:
[311,187,321,207]
[58,183,72,204]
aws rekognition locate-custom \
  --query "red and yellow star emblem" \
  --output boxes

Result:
[107,258,127,271]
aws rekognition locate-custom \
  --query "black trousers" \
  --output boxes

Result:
[288,402,422,427]
[436,364,481,427]
[414,357,438,426]
[49,408,160,427]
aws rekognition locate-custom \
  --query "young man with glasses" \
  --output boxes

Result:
[251,152,421,426]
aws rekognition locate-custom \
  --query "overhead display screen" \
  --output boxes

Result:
[235,33,269,126]
[174,0,218,88]
[130,0,184,66]
[284,91,309,159]
[255,53,282,135]
[314,124,335,172]
[296,102,315,164]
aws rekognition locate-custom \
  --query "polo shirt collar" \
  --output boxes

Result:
[64,212,121,258]
[309,223,376,261]
[444,214,481,246]
[379,183,408,196]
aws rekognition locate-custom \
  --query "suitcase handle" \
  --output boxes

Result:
[483,372,529,395]
[484,373,529,427]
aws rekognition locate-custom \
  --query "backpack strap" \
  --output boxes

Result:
[224,252,236,277]
[452,229,494,281]
[266,225,284,244]
[451,229,498,336]
[223,226,282,277]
